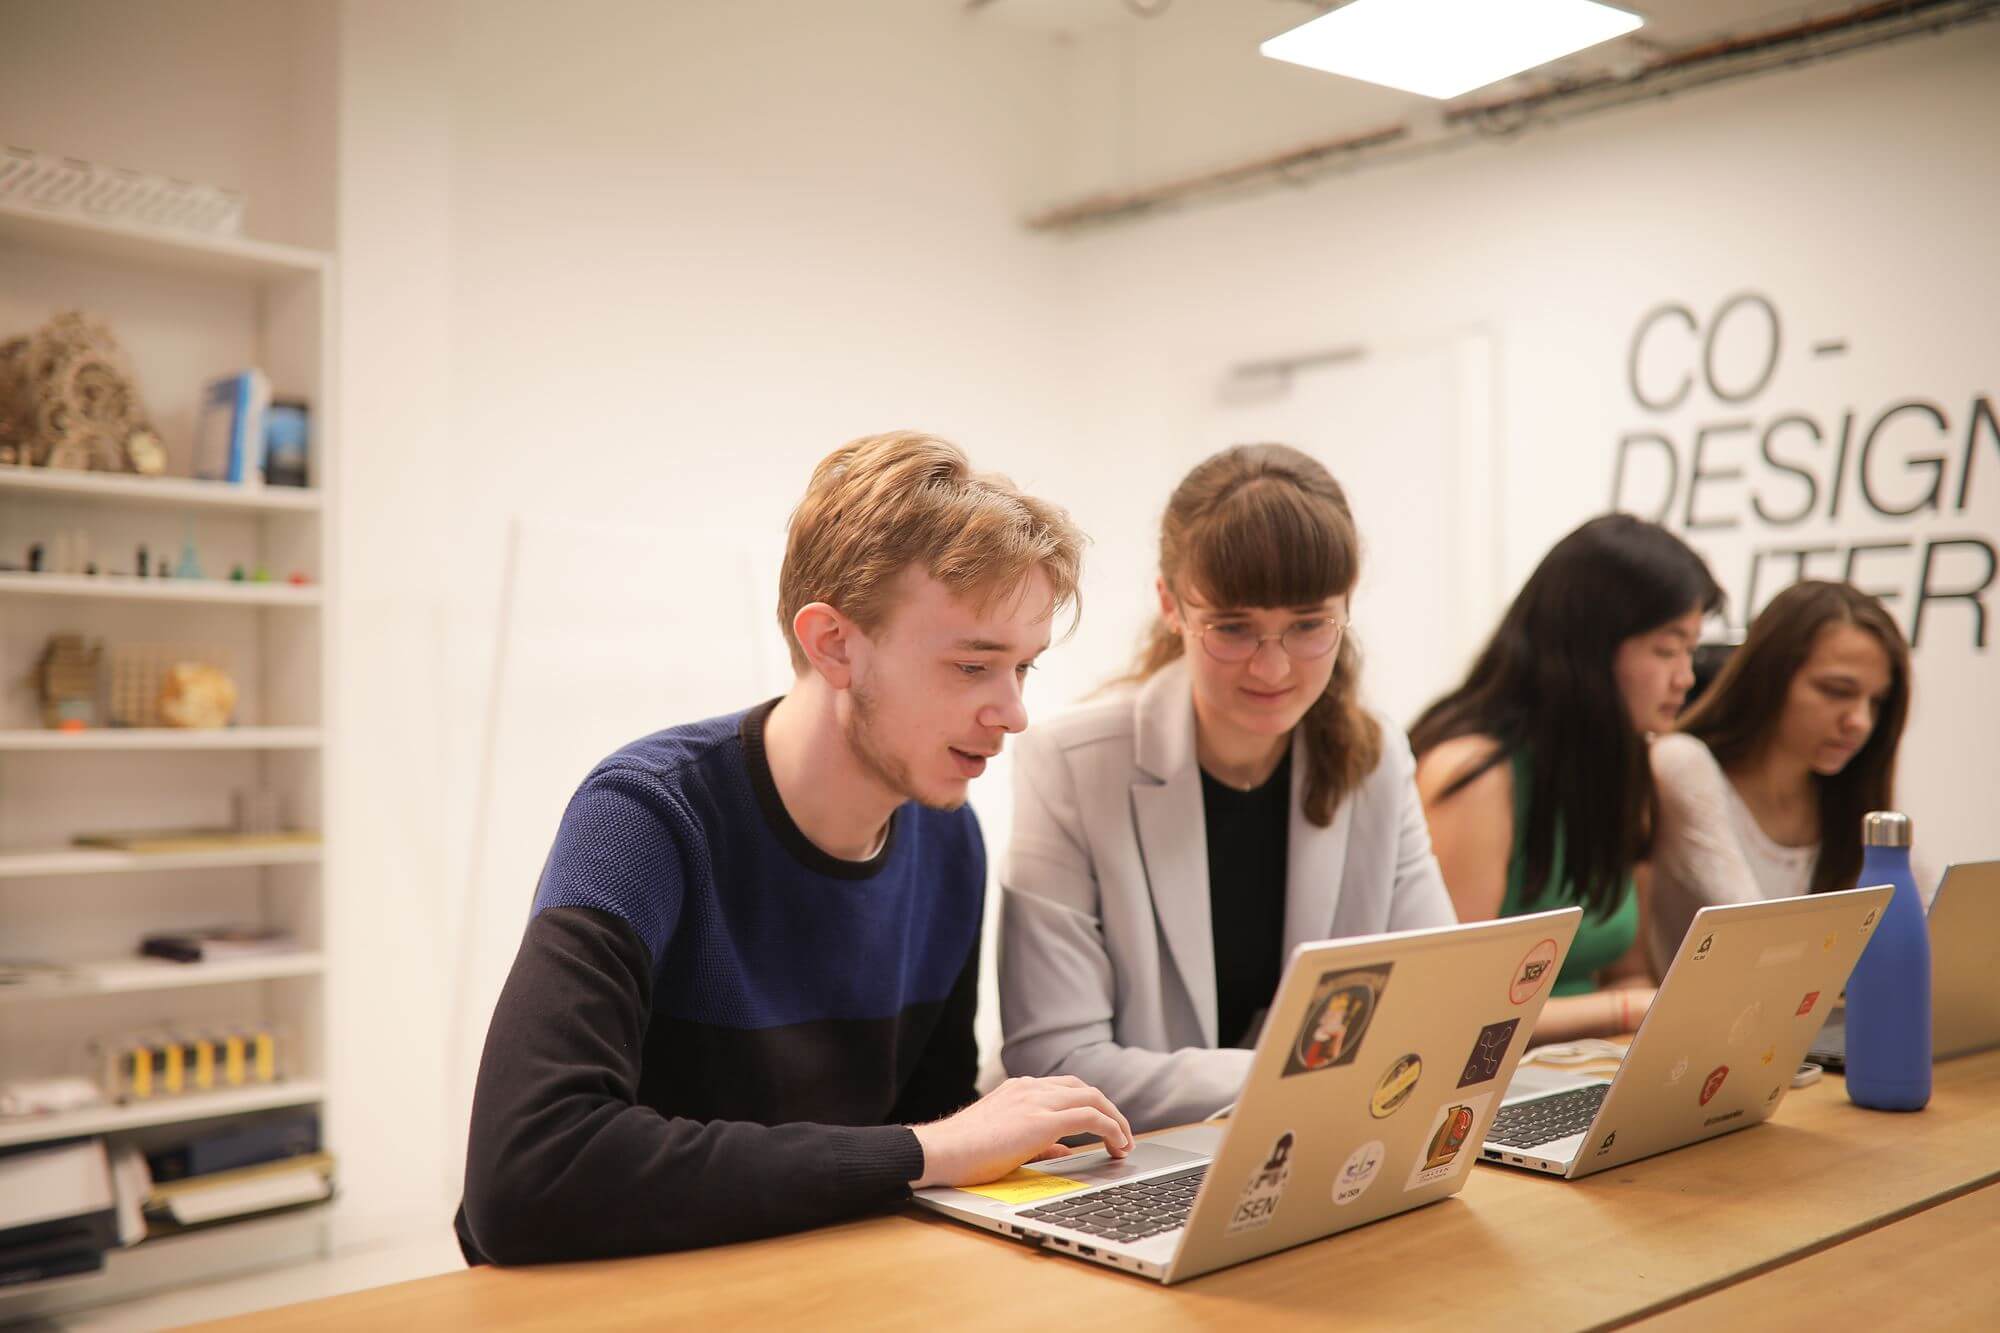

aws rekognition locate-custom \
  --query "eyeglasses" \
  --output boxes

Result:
[1180,603,1349,663]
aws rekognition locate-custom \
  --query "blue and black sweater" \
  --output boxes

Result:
[454,699,984,1264]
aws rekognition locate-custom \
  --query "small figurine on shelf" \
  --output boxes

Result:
[125,427,167,476]
[36,634,102,729]
[229,564,245,582]
[157,662,237,729]
[175,518,203,580]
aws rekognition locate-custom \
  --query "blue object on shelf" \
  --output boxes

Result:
[193,370,270,485]
[262,398,311,488]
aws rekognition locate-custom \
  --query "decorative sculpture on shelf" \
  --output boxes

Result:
[157,662,238,729]
[35,633,103,729]
[0,311,162,473]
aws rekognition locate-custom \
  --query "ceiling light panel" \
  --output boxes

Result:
[1261,0,1645,100]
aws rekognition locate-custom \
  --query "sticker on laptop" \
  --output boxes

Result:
[1760,1045,1776,1067]
[1282,964,1391,1077]
[1225,1131,1295,1236]
[1509,939,1560,1005]
[1823,931,1838,952]
[1332,1139,1386,1207]
[956,1167,1093,1206]
[1666,1054,1690,1086]
[1766,1085,1782,1104]
[1594,1128,1618,1157]
[1369,1053,1423,1119]
[1796,991,1820,1017]
[1700,1064,1730,1107]
[1457,1018,1520,1089]
[1405,1092,1493,1190]
[1691,932,1715,963]
[1861,907,1878,930]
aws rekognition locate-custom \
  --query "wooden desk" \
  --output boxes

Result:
[1634,1181,2000,1330]
[196,1050,2000,1332]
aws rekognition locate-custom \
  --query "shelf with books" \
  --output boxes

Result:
[0,186,336,1319]
[0,1196,329,1318]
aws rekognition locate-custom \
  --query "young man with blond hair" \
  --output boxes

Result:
[456,431,1130,1264]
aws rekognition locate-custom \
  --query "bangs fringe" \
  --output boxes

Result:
[1181,476,1357,609]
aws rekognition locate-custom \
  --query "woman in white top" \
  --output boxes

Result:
[1647,580,1912,975]
[998,445,1456,1132]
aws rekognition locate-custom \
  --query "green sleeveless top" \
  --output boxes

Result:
[1499,749,1637,996]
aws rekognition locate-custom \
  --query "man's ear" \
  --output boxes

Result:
[792,602,858,689]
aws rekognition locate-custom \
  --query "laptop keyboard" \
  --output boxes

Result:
[1015,1165,1208,1243]
[1487,1083,1611,1149]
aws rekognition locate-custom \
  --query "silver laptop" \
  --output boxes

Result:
[1809,860,2000,1068]
[915,908,1583,1284]
[1480,884,1893,1179]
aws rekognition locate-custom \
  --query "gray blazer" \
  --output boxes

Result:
[999,658,1456,1132]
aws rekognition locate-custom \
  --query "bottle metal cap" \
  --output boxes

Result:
[1862,810,1912,848]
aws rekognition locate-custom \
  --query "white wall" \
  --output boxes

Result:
[1050,27,2000,869]
[329,0,1078,1234]
[0,0,336,249]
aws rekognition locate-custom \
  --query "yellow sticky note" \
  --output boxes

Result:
[958,1168,1093,1205]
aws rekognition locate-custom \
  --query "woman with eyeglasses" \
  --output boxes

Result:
[999,444,1455,1132]
[1411,515,1722,1043]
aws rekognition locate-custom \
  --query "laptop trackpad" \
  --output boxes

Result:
[1027,1138,1208,1183]
[924,1139,1209,1211]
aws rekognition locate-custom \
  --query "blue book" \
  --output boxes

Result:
[193,370,270,485]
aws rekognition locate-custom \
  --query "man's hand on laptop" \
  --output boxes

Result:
[910,1075,1134,1189]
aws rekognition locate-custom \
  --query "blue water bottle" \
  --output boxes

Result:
[1844,811,1931,1110]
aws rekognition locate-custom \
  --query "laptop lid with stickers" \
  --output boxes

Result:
[1162,907,1583,1283]
[1562,884,1893,1180]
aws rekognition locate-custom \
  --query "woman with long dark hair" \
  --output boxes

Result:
[999,444,1455,1132]
[1412,515,1721,1042]
[1646,580,1912,973]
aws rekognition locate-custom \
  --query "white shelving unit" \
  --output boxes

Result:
[0,726,322,752]
[0,952,328,1003]
[0,845,323,880]
[0,201,335,1319]
[0,570,323,606]
[0,464,324,513]
[0,1082,329,1152]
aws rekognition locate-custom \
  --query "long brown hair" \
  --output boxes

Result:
[1676,580,1911,896]
[1128,444,1378,827]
